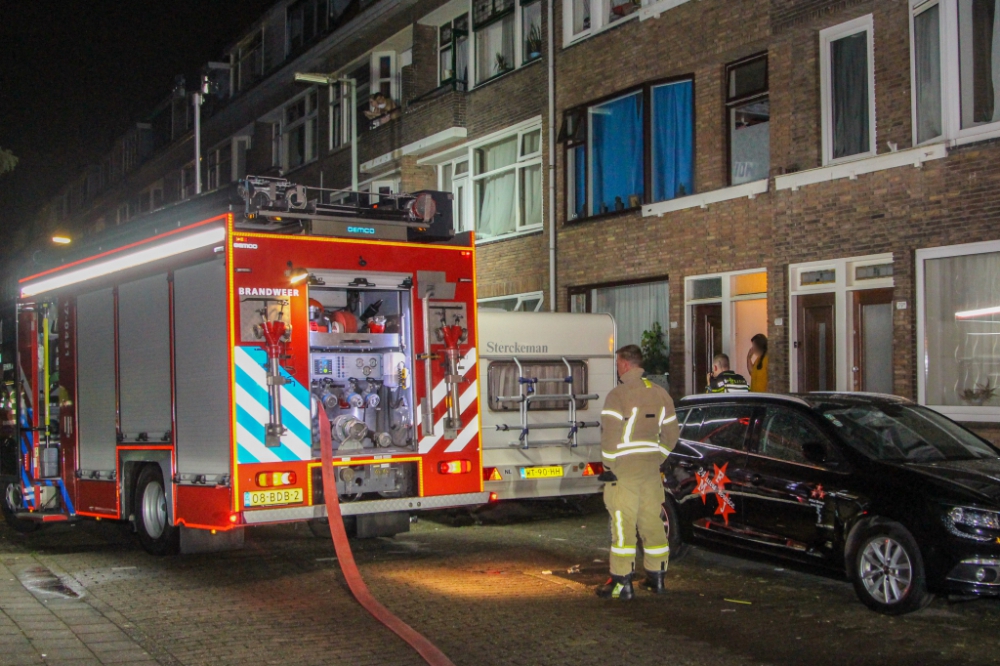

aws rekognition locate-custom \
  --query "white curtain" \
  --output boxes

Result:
[924,251,1000,406]
[476,137,517,238]
[476,16,514,83]
[593,281,670,350]
[521,164,542,228]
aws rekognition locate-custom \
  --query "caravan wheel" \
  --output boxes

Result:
[134,466,178,555]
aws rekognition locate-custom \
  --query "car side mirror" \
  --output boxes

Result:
[802,441,827,464]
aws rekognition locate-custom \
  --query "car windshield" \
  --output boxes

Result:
[814,402,1000,463]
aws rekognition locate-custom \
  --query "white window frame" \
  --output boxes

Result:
[684,269,767,396]
[916,239,1000,422]
[478,291,545,311]
[909,0,1000,147]
[468,119,544,242]
[787,253,894,394]
[563,0,690,47]
[371,51,398,101]
[437,13,470,87]
[820,14,877,166]
[437,156,472,232]
[281,88,319,172]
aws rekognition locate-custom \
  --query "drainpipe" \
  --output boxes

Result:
[547,0,557,311]
[192,91,203,195]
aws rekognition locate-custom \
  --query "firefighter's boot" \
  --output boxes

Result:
[642,569,667,594]
[596,573,634,600]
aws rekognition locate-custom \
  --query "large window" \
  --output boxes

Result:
[918,242,1000,418]
[820,15,876,164]
[571,279,669,349]
[282,90,318,171]
[474,0,515,84]
[726,54,770,185]
[328,60,374,149]
[473,125,543,239]
[439,14,470,89]
[564,79,693,220]
[910,0,1000,146]
[522,0,542,63]
[565,0,691,44]
[288,0,328,54]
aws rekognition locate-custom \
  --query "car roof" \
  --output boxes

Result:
[677,391,913,410]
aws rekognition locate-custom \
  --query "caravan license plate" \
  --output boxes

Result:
[520,466,564,480]
[244,488,304,507]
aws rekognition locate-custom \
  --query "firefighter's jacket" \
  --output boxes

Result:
[600,368,679,475]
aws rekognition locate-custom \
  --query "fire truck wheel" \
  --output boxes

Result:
[1,482,41,533]
[134,466,179,555]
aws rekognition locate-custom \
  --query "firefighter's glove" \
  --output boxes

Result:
[597,469,618,483]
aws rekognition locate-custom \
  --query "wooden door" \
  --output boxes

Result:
[693,303,722,393]
[797,293,835,392]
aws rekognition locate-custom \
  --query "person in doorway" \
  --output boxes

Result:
[746,334,769,393]
[596,345,680,600]
[705,353,750,393]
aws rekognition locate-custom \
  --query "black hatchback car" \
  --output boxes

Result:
[663,392,1000,614]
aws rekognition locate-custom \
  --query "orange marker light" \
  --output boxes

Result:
[439,460,472,475]
[256,471,297,487]
[488,492,499,502]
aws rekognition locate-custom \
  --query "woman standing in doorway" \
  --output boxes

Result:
[747,334,768,392]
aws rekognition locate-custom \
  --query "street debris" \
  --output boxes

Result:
[567,564,581,574]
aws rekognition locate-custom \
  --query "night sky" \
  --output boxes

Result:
[0,1,276,234]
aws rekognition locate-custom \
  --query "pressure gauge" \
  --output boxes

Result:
[356,358,364,368]
[363,366,372,376]
[369,358,378,367]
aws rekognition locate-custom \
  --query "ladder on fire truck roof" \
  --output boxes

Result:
[494,357,600,449]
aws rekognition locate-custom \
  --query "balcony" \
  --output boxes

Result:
[358,88,467,170]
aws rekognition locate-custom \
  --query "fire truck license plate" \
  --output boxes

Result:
[244,488,304,507]
[520,466,563,479]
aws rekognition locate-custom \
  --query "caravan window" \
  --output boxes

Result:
[487,360,589,411]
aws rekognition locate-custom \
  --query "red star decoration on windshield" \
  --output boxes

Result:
[691,462,736,525]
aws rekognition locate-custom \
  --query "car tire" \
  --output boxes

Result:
[849,519,932,615]
[662,498,690,561]
[134,465,179,556]
[1,481,41,533]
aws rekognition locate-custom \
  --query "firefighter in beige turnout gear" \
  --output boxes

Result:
[596,345,680,600]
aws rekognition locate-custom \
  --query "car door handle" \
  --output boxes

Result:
[749,474,763,486]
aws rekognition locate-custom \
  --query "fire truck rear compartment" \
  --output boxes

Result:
[311,462,416,503]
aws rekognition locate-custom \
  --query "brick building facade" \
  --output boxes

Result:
[27,0,1000,434]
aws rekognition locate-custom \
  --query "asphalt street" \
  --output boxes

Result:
[1,498,998,666]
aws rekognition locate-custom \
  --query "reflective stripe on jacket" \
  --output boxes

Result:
[600,368,679,470]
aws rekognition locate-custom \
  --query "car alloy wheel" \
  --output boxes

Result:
[858,536,912,605]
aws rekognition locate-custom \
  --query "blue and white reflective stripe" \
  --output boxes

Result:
[610,545,636,556]
[234,346,313,464]
[623,407,638,443]
[644,544,670,556]
[601,409,624,420]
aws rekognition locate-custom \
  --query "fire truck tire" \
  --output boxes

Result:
[134,466,179,555]
[1,482,41,533]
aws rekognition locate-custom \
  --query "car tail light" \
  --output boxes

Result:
[582,462,604,477]
[439,460,472,474]
[256,471,297,487]
[483,467,502,481]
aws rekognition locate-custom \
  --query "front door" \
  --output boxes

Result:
[798,293,836,392]
[742,405,848,557]
[693,304,722,393]
[852,288,893,393]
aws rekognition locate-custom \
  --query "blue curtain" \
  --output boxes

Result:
[651,81,693,202]
[591,92,644,215]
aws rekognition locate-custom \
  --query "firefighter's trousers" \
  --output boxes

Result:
[603,467,670,577]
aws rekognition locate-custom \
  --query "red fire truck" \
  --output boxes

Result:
[0,178,487,554]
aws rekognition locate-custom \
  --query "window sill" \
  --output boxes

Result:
[952,124,1000,148]
[471,57,542,92]
[774,143,948,192]
[927,405,1000,424]
[475,227,543,246]
[564,0,690,48]
[638,0,691,21]
[566,206,641,226]
[642,179,768,217]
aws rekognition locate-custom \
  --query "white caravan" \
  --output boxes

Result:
[477,311,616,500]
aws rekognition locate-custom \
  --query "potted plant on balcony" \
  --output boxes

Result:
[526,23,543,60]
[641,322,670,390]
[494,52,511,75]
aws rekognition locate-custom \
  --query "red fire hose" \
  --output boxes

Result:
[318,408,456,666]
